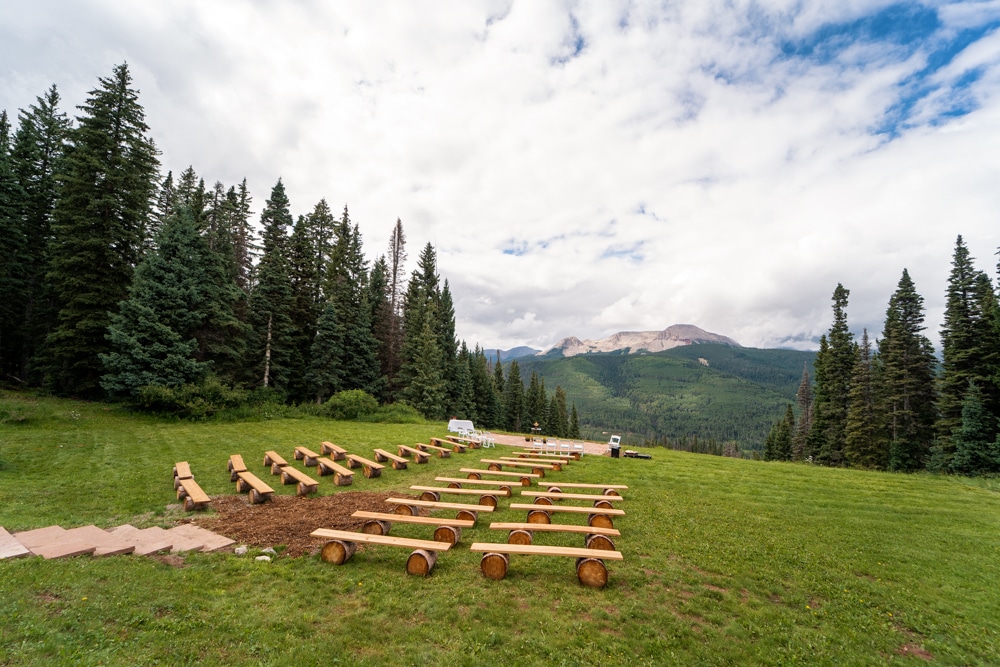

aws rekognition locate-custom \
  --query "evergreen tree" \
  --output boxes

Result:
[439,280,460,414]
[247,180,295,391]
[504,360,525,432]
[305,301,344,403]
[44,63,159,396]
[384,218,407,394]
[230,179,255,293]
[400,304,446,419]
[880,269,938,472]
[569,403,580,438]
[525,371,546,431]
[451,342,475,419]
[148,171,175,252]
[808,284,855,465]
[0,109,26,382]
[398,243,440,400]
[287,213,321,401]
[469,345,494,426]
[552,385,570,437]
[368,255,394,402]
[763,405,794,461]
[490,355,506,428]
[844,330,887,469]
[791,364,812,460]
[950,383,1000,475]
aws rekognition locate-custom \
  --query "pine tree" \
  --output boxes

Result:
[398,242,441,400]
[552,385,570,437]
[490,355,506,428]
[0,109,26,382]
[950,383,1000,475]
[305,301,344,403]
[469,345,494,426]
[44,63,159,396]
[569,403,580,438]
[844,330,887,469]
[230,179,255,293]
[809,284,855,465]
[368,255,394,402]
[400,303,446,419]
[791,364,812,460]
[763,405,794,461]
[439,280,460,414]
[384,218,407,395]
[525,371,545,431]
[287,213,321,402]
[504,360,525,432]
[880,269,937,472]
[451,342,475,419]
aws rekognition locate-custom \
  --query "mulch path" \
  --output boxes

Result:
[194,492,422,557]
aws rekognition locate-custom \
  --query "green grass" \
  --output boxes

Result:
[2,391,1000,665]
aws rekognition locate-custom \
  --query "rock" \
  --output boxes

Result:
[255,555,271,562]
[261,547,277,555]
[234,546,248,556]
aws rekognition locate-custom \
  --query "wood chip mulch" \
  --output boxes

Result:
[193,492,421,557]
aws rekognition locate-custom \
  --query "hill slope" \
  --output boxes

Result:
[518,343,815,448]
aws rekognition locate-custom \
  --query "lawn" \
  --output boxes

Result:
[1,391,999,665]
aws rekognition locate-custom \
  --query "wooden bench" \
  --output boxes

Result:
[352,510,474,545]
[172,461,193,489]
[280,465,319,496]
[460,468,538,485]
[518,452,575,462]
[397,445,430,463]
[469,542,624,588]
[176,477,211,511]
[409,485,502,507]
[538,482,628,496]
[435,477,515,495]
[236,471,275,504]
[373,449,409,470]
[346,454,385,478]
[500,456,565,471]
[293,446,321,467]
[227,454,247,482]
[431,437,466,453]
[263,450,288,474]
[488,521,620,550]
[521,490,624,508]
[509,503,625,529]
[385,497,495,523]
[320,441,348,461]
[416,442,452,458]
[315,457,354,486]
[446,435,481,449]
[480,459,554,477]
[311,528,451,576]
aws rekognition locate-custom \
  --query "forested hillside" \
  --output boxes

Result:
[517,344,815,451]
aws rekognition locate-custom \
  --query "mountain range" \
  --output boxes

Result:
[544,324,740,357]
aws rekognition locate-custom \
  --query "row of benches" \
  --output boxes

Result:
[173,461,212,511]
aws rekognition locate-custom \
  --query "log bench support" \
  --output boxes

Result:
[311,528,452,576]
[316,457,354,486]
[176,477,211,511]
[470,542,624,588]
[346,454,385,478]
[320,441,348,461]
[352,511,473,545]
[397,445,430,463]
[374,449,409,470]
[263,450,289,475]
[236,471,275,504]
[227,454,248,482]
[280,466,320,496]
[294,446,321,467]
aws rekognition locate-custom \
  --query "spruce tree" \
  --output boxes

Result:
[569,403,580,438]
[880,269,937,472]
[844,330,887,469]
[369,255,394,402]
[469,345,494,426]
[763,406,793,461]
[452,342,475,419]
[44,63,159,396]
[305,301,344,403]
[791,364,812,460]
[504,360,525,432]
[553,385,570,437]
[400,304,446,419]
[287,213,321,402]
[0,109,26,382]
[808,284,855,465]
[398,243,441,401]
[490,355,506,428]
[950,383,1000,475]
[384,218,407,394]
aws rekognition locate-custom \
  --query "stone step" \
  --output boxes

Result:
[3,523,234,559]
[0,526,32,560]
[107,524,174,556]
[13,526,97,560]
[168,524,235,553]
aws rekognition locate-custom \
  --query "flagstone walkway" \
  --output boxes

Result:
[0,522,234,560]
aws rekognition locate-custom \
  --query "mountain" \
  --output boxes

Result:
[516,343,815,450]
[545,324,740,357]
[487,346,541,361]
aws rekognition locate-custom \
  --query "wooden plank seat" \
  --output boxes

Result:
[479,459,554,477]
[352,511,474,545]
[409,485,502,507]
[539,482,628,495]
[431,436,467,453]
[373,448,409,470]
[488,521,621,550]
[509,503,625,529]
[469,542,624,588]
[320,441,348,461]
[499,456,565,471]
[263,450,288,474]
[293,446,321,467]
[385,497,495,524]
[315,457,354,486]
[518,452,576,461]
[435,477,514,495]
[280,465,320,496]
[311,528,452,576]
[176,477,211,511]
[227,454,247,482]
[446,435,481,448]
[521,490,624,508]
[346,454,385,478]
[416,442,452,458]
[236,471,275,504]
[460,468,538,485]
[397,445,430,463]
[173,461,193,489]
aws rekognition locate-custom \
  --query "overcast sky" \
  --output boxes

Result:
[3,1,999,352]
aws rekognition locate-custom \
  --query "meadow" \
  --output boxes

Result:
[1,391,999,666]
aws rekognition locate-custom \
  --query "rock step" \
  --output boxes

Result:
[1,523,234,560]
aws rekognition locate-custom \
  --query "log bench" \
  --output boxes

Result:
[480,459,554,477]
[315,457,354,486]
[293,446,321,467]
[373,448,409,470]
[227,454,247,482]
[320,441,348,461]
[409,485,502,507]
[397,445,430,463]
[500,456,565,471]
[509,503,625,529]
[176,477,211,511]
[280,465,320,496]
[416,442,452,458]
[173,461,193,489]
[346,454,385,478]
[263,450,288,474]
[236,471,275,504]
[538,482,628,495]
[431,436,466,453]
[518,452,576,462]
[385,497,495,524]
[488,521,620,550]
[460,468,538,485]
[352,510,474,545]
[521,490,624,509]
[446,435,481,449]
[435,477,514,496]
[469,542,624,588]
[311,528,452,576]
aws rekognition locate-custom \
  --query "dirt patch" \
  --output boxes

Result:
[151,554,187,568]
[194,492,417,557]
[896,644,933,661]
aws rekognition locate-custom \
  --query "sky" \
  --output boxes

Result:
[2,1,999,353]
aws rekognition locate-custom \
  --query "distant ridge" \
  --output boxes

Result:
[545,324,740,357]
[488,346,541,361]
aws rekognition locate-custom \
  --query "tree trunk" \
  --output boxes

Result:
[321,540,356,564]
[585,534,616,551]
[576,557,609,588]
[262,313,272,387]
[479,552,509,580]
[433,525,461,545]
[406,549,437,576]
[507,529,533,545]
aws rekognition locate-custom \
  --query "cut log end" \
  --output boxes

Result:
[433,525,461,545]
[526,509,552,524]
[593,499,614,510]
[249,489,265,505]
[420,491,441,502]
[321,540,356,565]
[395,504,419,517]
[362,520,392,536]
[467,472,482,480]
[519,477,531,486]
[588,513,614,530]
[480,552,509,580]
[363,466,381,479]
[576,557,609,588]
[297,482,316,497]
[585,534,616,551]
[500,485,513,497]
[236,478,248,493]
[532,467,545,477]
[548,486,563,494]
[183,496,196,512]
[508,529,533,545]
[333,472,353,486]
[604,489,621,497]
[392,461,407,470]
[455,509,478,523]
[406,549,438,576]
[533,496,553,506]
[270,462,283,475]
[487,463,502,471]
[479,494,499,508]
[447,482,462,489]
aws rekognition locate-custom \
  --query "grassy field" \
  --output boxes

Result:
[1,391,999,665]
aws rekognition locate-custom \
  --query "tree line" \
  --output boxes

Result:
[763,235,1000,476]
[0,63,581,428]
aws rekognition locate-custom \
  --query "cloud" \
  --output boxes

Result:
[2,0,999,353]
